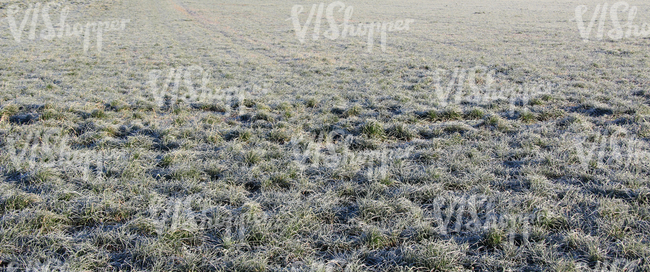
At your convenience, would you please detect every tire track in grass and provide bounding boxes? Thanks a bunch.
[168,0,355,69]
[167,0,281,66]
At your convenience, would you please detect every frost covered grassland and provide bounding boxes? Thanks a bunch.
[1,0,650,271]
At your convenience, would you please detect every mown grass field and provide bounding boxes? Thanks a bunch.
[1,0,650,271]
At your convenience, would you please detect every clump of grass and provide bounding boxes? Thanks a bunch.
[557,114,583,127]
[268,129,291,144]
[134,100,156,111]
[573,82,587,88]
[164,227,202,246]
[362,120,385,139]
[482,228,505,248]
[526,174,550,196]
[230,253,268,272]
[244,150,262,166]
[427,110,438,121]
[331,106,346,116]
[256,103,272,112]
[529,93,553,106]
[173,116,186,126]
[1,193,41,213]
[29,168,58,185]
[540,94,553,101]
[305,98,318,108]
[404,240,466,271]
[265,173,291,189]
[202,115,222,125]
[171,167,202,181]
[638,124,650,138]
[587,242,606,263]
[129,218,158,236]
[125,135,154,149]
[440,108,463,120]
[535,209,568,230]
[172,107,185,115]
[379,176,397,187]
[636,190,650,204]
[337,182,356,197]
[159,154,175,167]
[204,163,225,180]
[29,210,68,233]
[108,99,129,111]
[254,111,274,123]
[443,123,472,134]
[416,109,438,121]
[239,130,253,142]
[386,123,415,141]
[243,99,256,108]
[349,136,380,150]
[362,228,392,249]
[91,109,107,119]
[465,108,485,119]
[345,104,363,117]
[241,201,263,217]
[224,129,250,141]
[597,199,628,220]
[206,133,223,144]
[483,114,512,131]
[0,104,19,120]
[41,109,64,121]
[538,108,564,121]
[199,103,228,112]
[519,110,536,123]
[358,198,394,222]
[276,102,292,111]
[564,231,581,250]
[486,115,500,126]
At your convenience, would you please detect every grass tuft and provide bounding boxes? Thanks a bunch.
[1,193,41,213]
[362,120,385,139]
[386,123,415,141]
